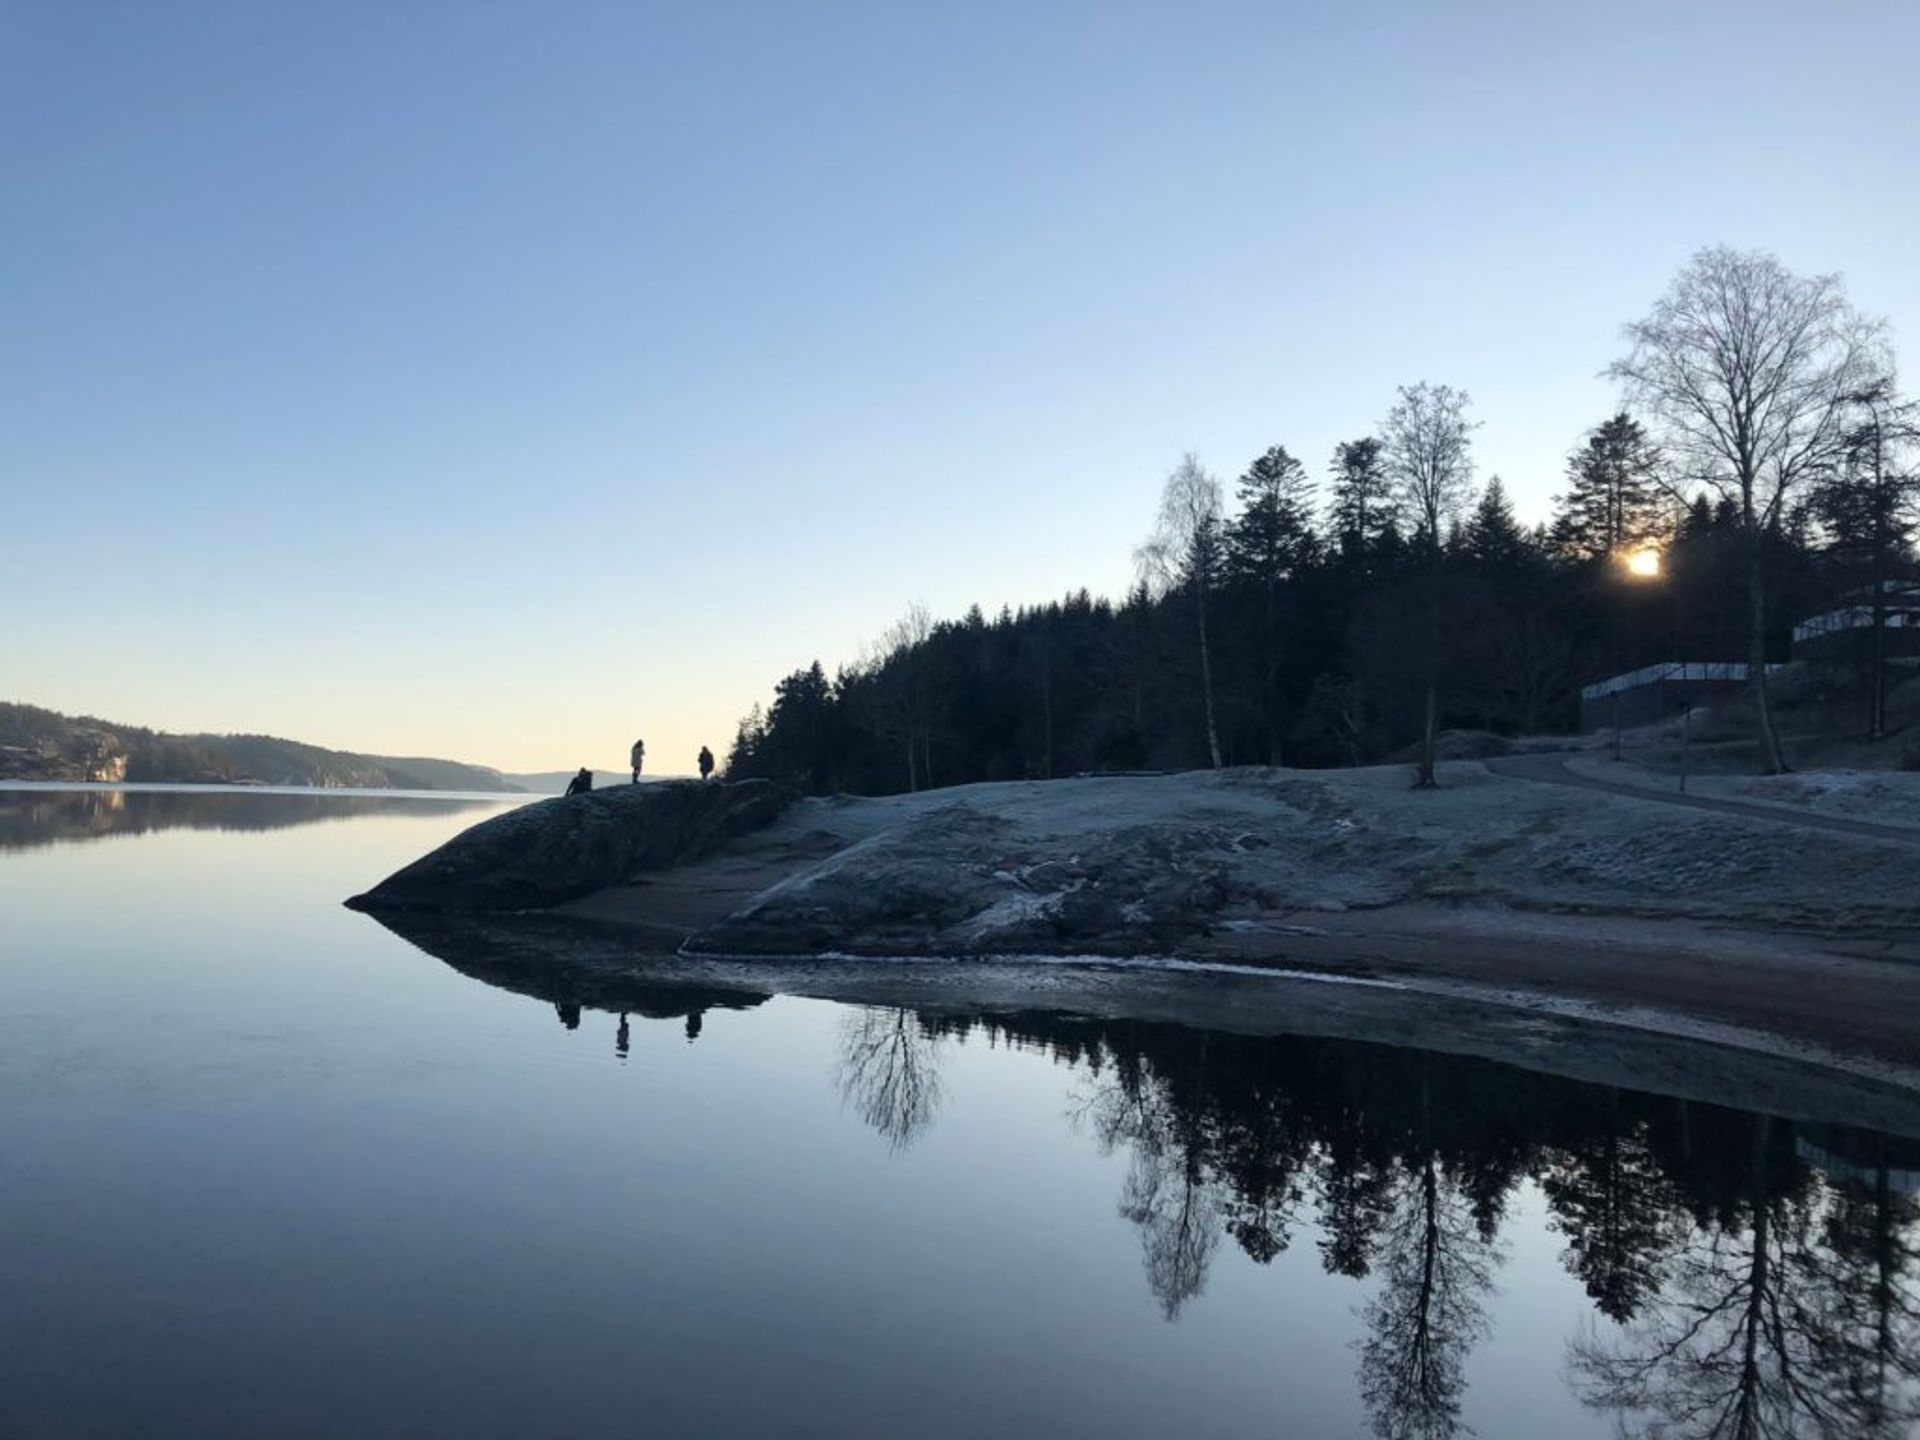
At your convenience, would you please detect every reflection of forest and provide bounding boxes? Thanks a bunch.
[835,1008,1920,1440]
[0,788,502,852]
[387,900,1918,1440]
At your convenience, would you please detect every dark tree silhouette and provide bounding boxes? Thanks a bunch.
[1551,411,1668,564]
[1329,436,1401,560]
[1226,444,1319,764]
[719,340,1910,796]
[1808,381,1920,739]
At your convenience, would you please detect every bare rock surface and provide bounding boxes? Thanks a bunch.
[685,763,1920,955]
[349,762,1920,1078]
[345,779,790,913]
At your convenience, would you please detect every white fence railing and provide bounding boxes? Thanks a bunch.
[1793,605,1920,644]
[1579,662,1781,702]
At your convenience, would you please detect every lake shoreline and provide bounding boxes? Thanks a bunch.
[562,882,1920,1079]
[352,764,1920,1086]
[368,907,1920,1138]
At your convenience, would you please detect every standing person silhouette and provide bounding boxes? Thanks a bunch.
[630,737,645,784]
[698,745,714,781]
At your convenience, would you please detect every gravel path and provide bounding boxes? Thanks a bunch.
[1485,752,1920,847]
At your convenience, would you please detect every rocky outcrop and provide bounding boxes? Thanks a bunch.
[345,779,793,913]
[689,802,1261,956]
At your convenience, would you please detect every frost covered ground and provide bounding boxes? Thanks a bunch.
[683,762,1920,956]
[1564,755,1920,830]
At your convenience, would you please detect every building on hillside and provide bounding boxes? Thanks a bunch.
[1578,662,1769,733]
[1790,580,1920,664]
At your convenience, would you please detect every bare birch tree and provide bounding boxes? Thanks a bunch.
[1136,453,1225,769]
[856,601,939,791]
[1381,383,1477,788]
[1610,246,1888,774]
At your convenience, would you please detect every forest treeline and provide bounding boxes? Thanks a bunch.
[0,701,519,792]
[726,248,1917,794]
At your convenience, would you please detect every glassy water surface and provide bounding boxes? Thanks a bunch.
[1,787,1915,1439]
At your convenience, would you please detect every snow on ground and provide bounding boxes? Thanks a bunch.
[697,762,1920,955]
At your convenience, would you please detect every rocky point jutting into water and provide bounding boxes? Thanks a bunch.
[350,765,1920,944]
[347,779,793,912]
[346,764,1920,1077]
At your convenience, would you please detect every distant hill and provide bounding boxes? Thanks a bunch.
[0,702,523,792]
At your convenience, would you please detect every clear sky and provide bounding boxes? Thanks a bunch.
[5,1,1916,774]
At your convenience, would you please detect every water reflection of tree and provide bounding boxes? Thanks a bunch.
[1808,1134,1920,1436]
[835,1006,947,1151]
[1570,1114,1920,1439]
[1358,1153,1497,1440]
[1538,1087,1684,1322]
[1354,1066,1502,1440]
[1317,1118,1396,1278]
[1116,1113,1221,1320]
[1086,1043,1223,1319]
[912,1009,1920,1437]
[0,787,497,851]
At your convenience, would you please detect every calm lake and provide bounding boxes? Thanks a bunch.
[1,786,1915,1439]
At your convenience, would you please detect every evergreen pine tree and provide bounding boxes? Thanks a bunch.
[1225,445,1318,587]
[1550,412,1665,562]
[1464,477,1531,571]
[1327,437,1398,556]
[1225,444,1319,764]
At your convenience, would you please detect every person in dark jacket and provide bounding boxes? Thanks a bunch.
[698,745,715,781]
[564,767,593,796]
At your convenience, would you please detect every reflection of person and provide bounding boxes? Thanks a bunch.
[697,745,715,781]
[616,1012,630,1057]
[564,767,593,796]
[630,738,645,784]
[685,1010,702,1041]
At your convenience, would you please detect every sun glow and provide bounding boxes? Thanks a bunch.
[1624,548,1662,578]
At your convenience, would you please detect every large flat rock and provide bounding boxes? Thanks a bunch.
[345,779,790,913]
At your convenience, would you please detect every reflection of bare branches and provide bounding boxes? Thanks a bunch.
[917,1009,1920,1437]
[1568,1115,1919,1440]
[1807,1145,1920,1438]
[1075,1057,1222,1320]
[835,1007,946,1151]
[1119,1134,1221,1321]
[1356,1155,1499,1440]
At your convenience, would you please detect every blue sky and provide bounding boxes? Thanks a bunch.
[5,1,1916,772]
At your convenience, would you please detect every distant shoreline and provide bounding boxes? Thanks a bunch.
[0,779,534,801]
